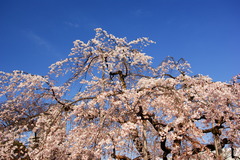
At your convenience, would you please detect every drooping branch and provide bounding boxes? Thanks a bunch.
[110,70,127,89]
[202,125,223,134]
[191,138,232,155]
[160,137,171,160]
[131,128,151,160]
[135,105,171,159]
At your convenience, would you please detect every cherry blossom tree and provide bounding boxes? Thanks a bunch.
[0,28,239,160]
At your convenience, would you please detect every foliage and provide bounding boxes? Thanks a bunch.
[0,29,239,160]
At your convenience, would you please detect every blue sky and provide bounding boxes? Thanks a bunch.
[0,0,239,82]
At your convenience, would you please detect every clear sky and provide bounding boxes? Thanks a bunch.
[0,0,239,82]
